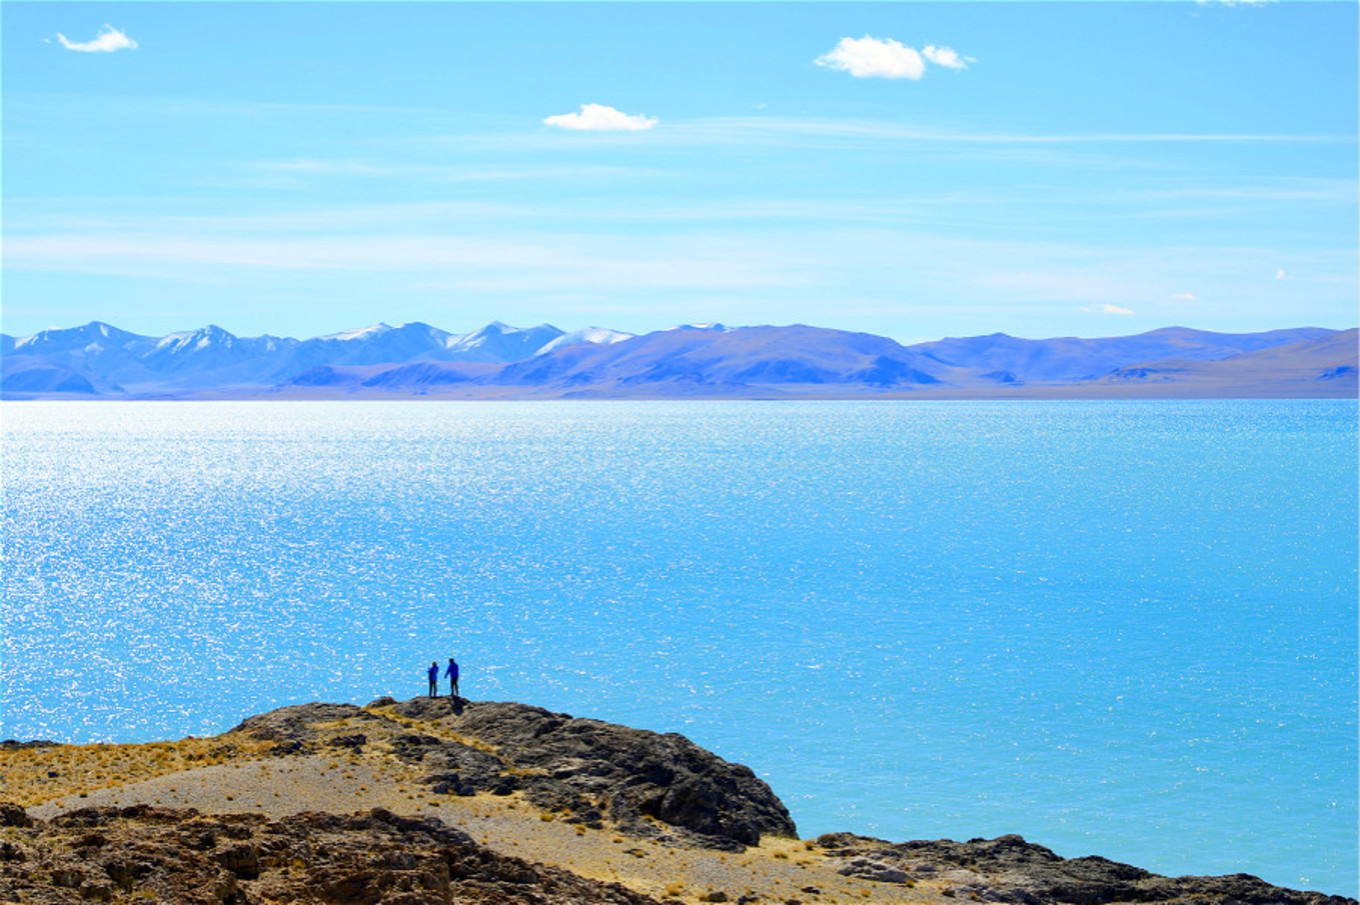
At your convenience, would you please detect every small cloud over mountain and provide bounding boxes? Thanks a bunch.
[543,104,658,132]
[1081,303,1135,315]
[1275,268,1286,280]
[1172,292,1199,301]
[55,25,137,52]
[815,35,972,79]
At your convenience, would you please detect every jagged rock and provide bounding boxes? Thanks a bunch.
[833,857,910,884]
[813,833,1356,905]
[397,699,797,849]
[0,802,660,905]
[229,697,796,850]
[1,802,34,827]
[230,703,382,746]
[0,740,60,751]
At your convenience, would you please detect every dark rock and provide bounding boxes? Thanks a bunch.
[0,740,61,750]
[0,805,661,904]
[268,739,311,756]
[326,734,367,750]
[391,733,441,748]
[386,696,467,722]
[232,698,795,850]
[0,802,33,827]
[810,833,1356,905]
[432,701,797,849]
[416,739,505,790]
[834,857,910,884]
[230,703,379,745]
[215,843,260,880]
[427,778,477,797]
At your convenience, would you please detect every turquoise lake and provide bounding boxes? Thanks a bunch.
[2,400,1356,895]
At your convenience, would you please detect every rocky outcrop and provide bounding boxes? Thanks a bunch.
[229,698,797,851]
[8,699,1355,905]
[0,802,659,905]
[0,740,60,750]
[814,833,1357,905]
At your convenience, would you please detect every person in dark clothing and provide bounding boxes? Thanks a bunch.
[427,661,440,697]
[445,657,460,698]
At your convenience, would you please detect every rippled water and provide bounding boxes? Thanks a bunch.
[3,400,1356,895]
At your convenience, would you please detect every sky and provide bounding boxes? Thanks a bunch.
[2,1,1356,344]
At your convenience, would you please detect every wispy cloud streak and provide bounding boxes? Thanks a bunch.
[678,116,1346,146]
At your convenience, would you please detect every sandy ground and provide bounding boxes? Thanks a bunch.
[6,741,949,905]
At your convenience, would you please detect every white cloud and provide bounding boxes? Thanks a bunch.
[922,45,970,70]
[543,104,657,132]
[55,25,137,53]
[1081,303,1135,315]
[1275,268,1286,279]
[816,36,973,79]
[815,36,926,80]
[1172,292,1198,301]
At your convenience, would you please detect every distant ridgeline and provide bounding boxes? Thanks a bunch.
[2,320,1355,400]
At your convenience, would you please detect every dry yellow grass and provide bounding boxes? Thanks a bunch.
[4,724,950,905]
[0,737,272,807]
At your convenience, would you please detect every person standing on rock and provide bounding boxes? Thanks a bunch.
[445,657,460,698]
[427,661,440,697]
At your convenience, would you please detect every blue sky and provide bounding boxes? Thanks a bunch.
[3,2,1356,343]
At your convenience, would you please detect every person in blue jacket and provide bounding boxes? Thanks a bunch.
[445,657,460,698]
[427,661,439,697]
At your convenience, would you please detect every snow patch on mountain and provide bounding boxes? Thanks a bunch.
[670,323,733,333]
[443,322,565,362]
[322,323,395,342]
[535,327,634,356]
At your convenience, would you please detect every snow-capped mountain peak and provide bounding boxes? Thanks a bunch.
[442,322,566,362]
[535,326,635,356]
[670,323,732,333]
[321,323,394,342]
[155,325,238,352]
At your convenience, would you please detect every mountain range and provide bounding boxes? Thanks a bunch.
[2,320,1354,400]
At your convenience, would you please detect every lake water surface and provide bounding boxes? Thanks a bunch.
[3,400,1356,895]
